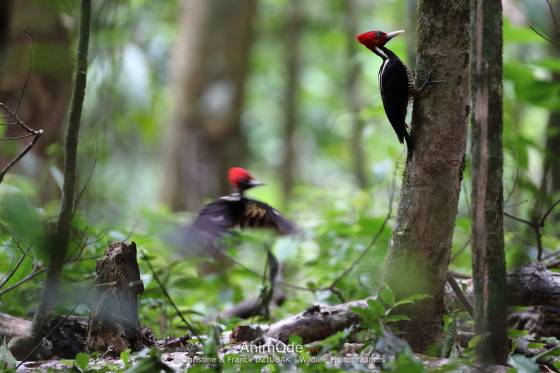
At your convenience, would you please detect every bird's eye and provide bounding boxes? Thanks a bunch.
[376,32,383,38]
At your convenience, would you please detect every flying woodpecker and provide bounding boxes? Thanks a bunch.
[356,29,417,152]
[191,167,297,237]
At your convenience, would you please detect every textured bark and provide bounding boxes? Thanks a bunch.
[470,0,508,364]
[32,0,90,339]
[280,0,301,200]
[86,242,144,354]
[0,0,72,200]
[381,0,470,352]
[344,0,368,189]
[163,0,255,211]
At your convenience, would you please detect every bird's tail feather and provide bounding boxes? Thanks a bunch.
[403,128,413,155]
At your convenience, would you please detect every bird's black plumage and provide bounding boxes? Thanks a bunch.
[375,46,413,150]
[192,194,297,238]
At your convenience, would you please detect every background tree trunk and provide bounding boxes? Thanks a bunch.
[470,0,508,365]
[0,1,11,54]
[405,0,418,64]
[162,0,256,211]
[344,0,368,189]
[281,0,301,201]
[535,0,560,221]
[0,0,72,201]
[381,0,470,352]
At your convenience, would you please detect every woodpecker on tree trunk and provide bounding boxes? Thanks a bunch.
[356,29,418,152]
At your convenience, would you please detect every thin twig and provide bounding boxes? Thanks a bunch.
[446,273,474,317]
[0,133,34,141]
[504,212,534,227]
[0,245,33,290]
[0,132,43,184]
[0,267,46,297]
[450,239,471,263]
[540,198,560,226]
[141,252,202,345]
[14,29,33,115]
[530,25,558,47]
[325,178,396,292]
[504,197,560,261]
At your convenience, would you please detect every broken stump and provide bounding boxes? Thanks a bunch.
[86,241,144,355]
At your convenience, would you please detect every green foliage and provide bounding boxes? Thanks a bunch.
[74,352,90,372]
[120,350,131,369]
[0,340,16,371]
[125,348,172,373]
[507,354,539,373]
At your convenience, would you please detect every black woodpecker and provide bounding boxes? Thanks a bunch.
[357,29,416,152]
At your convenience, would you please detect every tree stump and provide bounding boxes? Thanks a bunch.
[86,241,144,355]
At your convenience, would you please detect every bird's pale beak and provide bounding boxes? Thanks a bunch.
[248,178,264,188]
[386,29,405,41]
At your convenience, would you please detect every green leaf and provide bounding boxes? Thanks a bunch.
[384,314,411,323]
[378,285,396,306]
[394,294,431,308]
[120,349,131,368]
[507,354,539,373]
[366,299,385,317]
[0,339,17,370]
[74,352,90,372]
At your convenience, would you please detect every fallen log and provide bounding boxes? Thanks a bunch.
[507,264,560,307]
[264,301,365,344]
[0,312,31,338]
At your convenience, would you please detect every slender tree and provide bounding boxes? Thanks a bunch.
[8,0,91,360]
[162,0,256,211]
[470,0,508,365]
[381,0,470,351]
[344,0,368,189]
[281,0,301,201]
[535,0,560,220]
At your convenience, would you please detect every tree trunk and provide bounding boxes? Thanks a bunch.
[381,0,470,352]
[32,0,90,342]
[0,1,11,54]
[162,0,255,211]
[86,242,145,355]
[405,0,418,65]
[0,0,72,201]
[344,0,368,189]
[470,0,508,364]
[535,0,560,221]
[280,0,301,201]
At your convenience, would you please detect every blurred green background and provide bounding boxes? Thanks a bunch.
[0,0,559,338]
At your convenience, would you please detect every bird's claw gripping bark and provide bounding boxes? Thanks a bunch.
[415,70,443,95]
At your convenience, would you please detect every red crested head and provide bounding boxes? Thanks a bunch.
[356,29,404,52]
[228,167,263,191]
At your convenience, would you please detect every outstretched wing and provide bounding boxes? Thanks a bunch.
[379,58,410,144]
[191,198,242,238]
[241,199,297,235]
